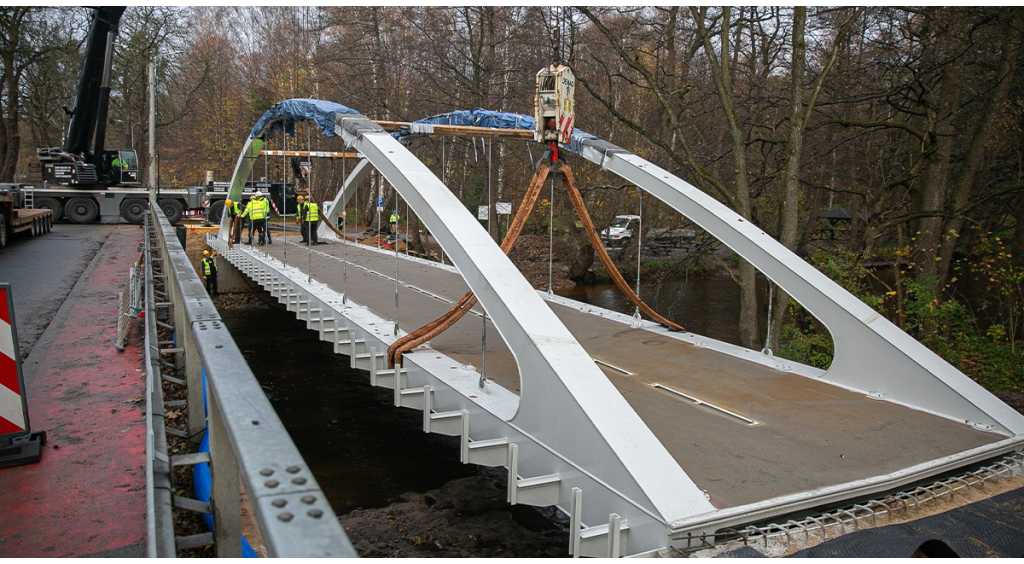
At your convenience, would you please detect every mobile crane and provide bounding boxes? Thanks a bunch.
[1,7,205,229]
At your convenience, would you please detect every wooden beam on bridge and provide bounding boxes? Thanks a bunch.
[259,150,360,158]
[374,120,536,141]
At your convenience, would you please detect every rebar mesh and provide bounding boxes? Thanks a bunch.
[680,451,1024,556]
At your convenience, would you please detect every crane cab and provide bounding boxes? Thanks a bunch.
[534,64,575,145]
[104,149,140,186]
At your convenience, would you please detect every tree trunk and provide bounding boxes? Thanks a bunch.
[768,7,808,352]
[911,59,963,280]
[1013,191,1024,271]
[1,48,19,182]
[691,7,759,349]
[936,18,1022,288]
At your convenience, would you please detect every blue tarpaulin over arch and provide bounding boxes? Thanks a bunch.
[395,108,601,154]
[250,98,361,140]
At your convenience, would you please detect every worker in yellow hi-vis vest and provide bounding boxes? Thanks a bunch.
[201,249,218,296]
[297,195,320,245]
[305,197,320,245]
[296,195,309,243]
[240,191,268,245]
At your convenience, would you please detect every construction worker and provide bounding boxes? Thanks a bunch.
[388,209,400,235]
[241,191,267,245]
[296,195,308,243]
[259,191,277,245]
[303,196,320,245]
[201,250,218,296]
[225,198,241,247]
[111,155,124,183]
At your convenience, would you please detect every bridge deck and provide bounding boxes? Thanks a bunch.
[255,235,1000,509]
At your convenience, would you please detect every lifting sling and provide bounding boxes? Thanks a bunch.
[385,157,683,369]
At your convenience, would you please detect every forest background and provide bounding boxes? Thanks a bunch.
[2,6,1022,394]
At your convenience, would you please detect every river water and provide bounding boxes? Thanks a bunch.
[557,275,742,345]
[220,305,477,514]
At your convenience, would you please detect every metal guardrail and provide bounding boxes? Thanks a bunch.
[143,205,356,557]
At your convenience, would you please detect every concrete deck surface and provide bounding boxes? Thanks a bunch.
[253,236,1001,508]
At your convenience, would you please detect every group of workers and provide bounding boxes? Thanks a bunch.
[295,195,320,244]
[203,193,406,299]
[224,190,314,247]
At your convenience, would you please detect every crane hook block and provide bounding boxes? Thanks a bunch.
[534,64,575,145]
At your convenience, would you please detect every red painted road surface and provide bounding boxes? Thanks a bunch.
[0,227,147,557]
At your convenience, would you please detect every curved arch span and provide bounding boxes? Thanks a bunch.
[392,108,1024,437]
[221,98,716,531]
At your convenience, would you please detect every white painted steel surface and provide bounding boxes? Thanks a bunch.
[216,99,1024,555]
[573,140,1024,437]
[319,157,371,241]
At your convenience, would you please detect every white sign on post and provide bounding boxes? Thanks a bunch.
[496,202,512,215]
[477,206,489,221]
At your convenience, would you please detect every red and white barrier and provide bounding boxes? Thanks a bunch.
[0,285,25,435]
[1,283,45,467]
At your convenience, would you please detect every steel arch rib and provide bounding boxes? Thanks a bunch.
[398,108,1024,438]
[220,100,717,537]
[571,140,1024,436]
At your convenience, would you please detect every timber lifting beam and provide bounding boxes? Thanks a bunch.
[385,157,682,369]
[374,120,535,141]
[259,150,359,158]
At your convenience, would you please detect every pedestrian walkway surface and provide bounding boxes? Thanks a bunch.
[252,236,1002,509]
[0,226,148,557]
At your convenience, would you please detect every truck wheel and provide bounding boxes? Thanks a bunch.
[120,198,147,224]
[66,197,99,224]
[34,197,62,221]
[159,199,184,224]
[0,214,7,248]
[208,200,225,224]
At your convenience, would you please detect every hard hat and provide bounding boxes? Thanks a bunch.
[296,195,304,201]
[393,209,397,213]
[203,250,210,256]
[225,199,232,206]
[254,190,262,197]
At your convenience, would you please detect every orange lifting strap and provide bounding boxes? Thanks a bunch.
[385,157,682,369]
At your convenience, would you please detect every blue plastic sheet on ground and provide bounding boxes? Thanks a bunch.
[250,98,361,141]
[396,108,601,154]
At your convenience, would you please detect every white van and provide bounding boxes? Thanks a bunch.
[600,214,640,247]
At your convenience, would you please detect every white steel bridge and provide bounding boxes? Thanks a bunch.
[209,99,1024,557]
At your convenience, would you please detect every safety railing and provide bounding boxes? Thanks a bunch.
[143,205,356,557]
[115,253,144,350]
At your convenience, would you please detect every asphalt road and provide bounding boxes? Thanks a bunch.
[0,223,130,359]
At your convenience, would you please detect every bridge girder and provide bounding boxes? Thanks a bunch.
[217,99,1024,556]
